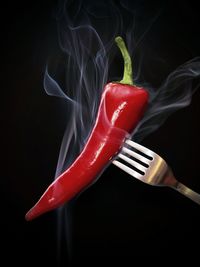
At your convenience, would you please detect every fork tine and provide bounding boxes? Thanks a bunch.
[125,139,154,159]
[117,153,147,173]
[121,147,150,165]
[112,159,143,180]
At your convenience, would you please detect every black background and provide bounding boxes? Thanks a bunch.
[1,1,200,266]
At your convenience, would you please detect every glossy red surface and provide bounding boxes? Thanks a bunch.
[25,83,149,221]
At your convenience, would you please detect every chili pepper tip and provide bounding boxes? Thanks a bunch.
[25,206,41,221]
[25,209,34,221]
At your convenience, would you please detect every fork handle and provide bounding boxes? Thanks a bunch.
[173,182,200,205]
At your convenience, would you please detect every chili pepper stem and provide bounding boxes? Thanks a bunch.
[115,36,134,86]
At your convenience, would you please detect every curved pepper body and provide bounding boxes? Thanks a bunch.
[25,83,148,221]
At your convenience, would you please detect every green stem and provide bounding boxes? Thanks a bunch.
[115,36,133,85]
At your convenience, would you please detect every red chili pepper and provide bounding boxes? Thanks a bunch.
[25,36,149,221]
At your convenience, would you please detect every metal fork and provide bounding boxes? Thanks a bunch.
[112,139,200,205]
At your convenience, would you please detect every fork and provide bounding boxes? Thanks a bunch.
[112,139,200,205]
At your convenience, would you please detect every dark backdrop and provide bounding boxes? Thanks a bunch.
[1,1,200,266]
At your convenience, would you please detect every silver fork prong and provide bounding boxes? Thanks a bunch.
[112,159,144,181]
[121,147,150,165]
[117,153,147,173]
[125,139,154,159]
